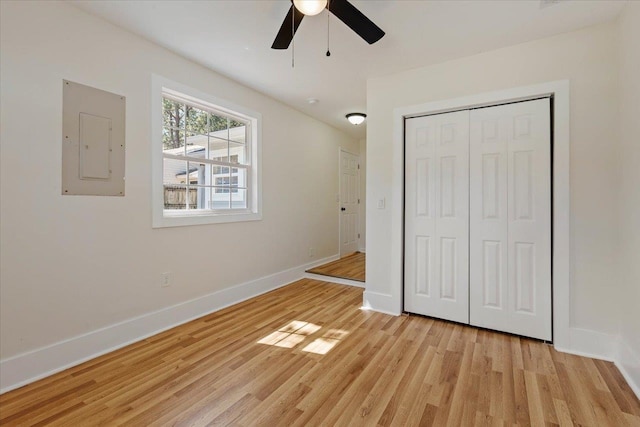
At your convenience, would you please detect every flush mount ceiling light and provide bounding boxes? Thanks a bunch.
[292,0,327,16]
[346,113,366,125]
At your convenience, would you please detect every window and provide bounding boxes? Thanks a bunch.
[214,176,239,193]
[152,75,261,227]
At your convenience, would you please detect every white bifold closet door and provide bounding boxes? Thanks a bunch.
[404,110,470,324]
[469,98,551,341]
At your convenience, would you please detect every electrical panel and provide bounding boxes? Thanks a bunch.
[62,80,126,196]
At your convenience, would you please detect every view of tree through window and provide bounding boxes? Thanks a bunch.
[162,96,249,211]
[162,98,244,150]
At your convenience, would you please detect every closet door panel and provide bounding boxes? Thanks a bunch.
[470,112,509,323]
[404,111,469,323]
[470,99,551,341]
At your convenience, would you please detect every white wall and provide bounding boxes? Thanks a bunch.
[366,15,640,395]
[0,0,357,369]
[616,1,640,394]
[359,138,367,252]
[366,21,619,333]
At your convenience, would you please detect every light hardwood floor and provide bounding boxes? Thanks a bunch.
[1,279,638,426]
[307,251,365,282]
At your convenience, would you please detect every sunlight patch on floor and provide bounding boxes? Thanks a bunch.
[257,321,348,354]
[301,329,349,355]
[257,320,321,348]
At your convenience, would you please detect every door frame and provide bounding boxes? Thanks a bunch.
[384,80,571,348]
[339,148,360,257]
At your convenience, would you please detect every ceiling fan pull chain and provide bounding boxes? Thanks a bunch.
[326,0,331,57]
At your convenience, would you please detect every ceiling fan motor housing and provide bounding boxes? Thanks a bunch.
[271,0,385,50]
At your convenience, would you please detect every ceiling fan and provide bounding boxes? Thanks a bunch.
[271,0,385,50]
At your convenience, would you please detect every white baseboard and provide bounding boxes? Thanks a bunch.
[0,255,338,395]
[554,327,618,361]
[362,290,400,316]
[303,272,365,288]
[358,247,366,253]
[616,338,640,399]
[308,254,340,267]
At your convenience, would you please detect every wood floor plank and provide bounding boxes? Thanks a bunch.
[306,251,365,282]
[342,332,423,424]
[594,359,640,417]
[384,345,437,426]
[523,370,546,426]
[0,278,638,426]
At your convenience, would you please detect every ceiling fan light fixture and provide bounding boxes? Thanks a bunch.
[346,113,366,125]
[292,0,327,16]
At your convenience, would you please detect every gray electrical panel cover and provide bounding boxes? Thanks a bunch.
[62,80,126,196]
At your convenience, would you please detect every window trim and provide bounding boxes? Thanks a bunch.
[151,74,262,228]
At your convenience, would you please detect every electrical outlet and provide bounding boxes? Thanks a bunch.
[308,247,315,257]
[160,272,172,288]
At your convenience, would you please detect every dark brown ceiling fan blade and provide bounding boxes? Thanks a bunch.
[271,5,305,49]
[328,0,384,45]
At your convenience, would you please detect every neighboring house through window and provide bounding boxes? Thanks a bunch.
[152,75,261,227]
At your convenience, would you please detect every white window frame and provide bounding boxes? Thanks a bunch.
[151,75,262,227]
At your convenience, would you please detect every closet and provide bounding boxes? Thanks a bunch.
[404,98,551,341]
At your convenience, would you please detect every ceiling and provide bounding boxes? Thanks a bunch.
[71,0,626,139]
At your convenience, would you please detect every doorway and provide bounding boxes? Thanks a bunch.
[339,149,360,257]
[305,148,365,284]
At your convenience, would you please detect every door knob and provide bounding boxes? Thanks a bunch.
[341,207,346,211]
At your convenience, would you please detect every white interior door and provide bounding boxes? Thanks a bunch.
[340,150,359,256]
[469,99,552,340]
[404,111,469,323]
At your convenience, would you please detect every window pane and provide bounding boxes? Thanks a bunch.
[212,165,229,178]
[208,132,228,147]
[186,106,209,134]
[163,99,185,129]
[193,184,209,210]
[163,159,188,185]
[214,175,232,189]
[229,142,247,165]
[230,119,245,128]
[228,123,246,145]
[233,168,247,190]
[163,128,186,152]
[185,133,207,157]
[164,184,193,210]
[187,161,206,186]
[211,185,231,209]
[213,165,232,214]
[208,139,228,161]
[209,113,228,133]
[232,188,247,209]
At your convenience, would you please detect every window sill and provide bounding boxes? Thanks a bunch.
[152,210,262,228]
